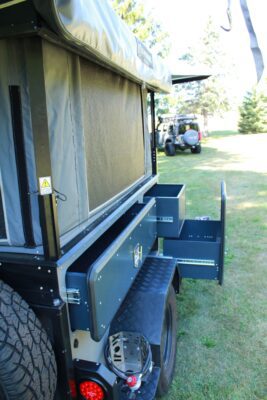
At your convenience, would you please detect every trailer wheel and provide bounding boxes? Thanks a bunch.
[0,280,57,400]
[156,285,177,397]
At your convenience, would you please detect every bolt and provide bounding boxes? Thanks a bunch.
[50,289,54,293]
[38,266,41,270]
[48,269,51,274]
[40,286,43,291]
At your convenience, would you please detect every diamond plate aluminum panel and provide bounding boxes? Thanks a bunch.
[111,256,177,350]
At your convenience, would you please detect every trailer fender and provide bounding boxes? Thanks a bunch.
[110,256,177,367]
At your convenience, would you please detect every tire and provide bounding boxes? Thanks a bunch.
[0,280,57,400]
[156,285,177,397]
[183,129,199,146]
[191,144,202,154]
[164,142,175,156]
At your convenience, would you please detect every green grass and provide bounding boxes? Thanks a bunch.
[159,131,267,400]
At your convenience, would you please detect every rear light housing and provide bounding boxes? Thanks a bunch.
[198,131,202,141]
[79,380,105,400]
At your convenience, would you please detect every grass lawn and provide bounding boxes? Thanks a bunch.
[159,132,267,400]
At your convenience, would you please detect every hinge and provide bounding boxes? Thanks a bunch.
[156,216,174,223]
[66,288,81,305]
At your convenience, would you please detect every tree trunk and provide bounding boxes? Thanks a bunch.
[202,110,209,136]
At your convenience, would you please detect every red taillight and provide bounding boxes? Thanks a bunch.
[79,381,105,400]
[198,131,202,140]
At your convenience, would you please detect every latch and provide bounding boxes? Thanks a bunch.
[133,243,143,268]
[66,288,81,305]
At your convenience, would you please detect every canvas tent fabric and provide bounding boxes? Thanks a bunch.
[0,0,210,251]
[0,39,42,246]
[31,0,172,93]
[0,37,151,248]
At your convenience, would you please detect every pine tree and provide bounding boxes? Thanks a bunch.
[238,88,267,134]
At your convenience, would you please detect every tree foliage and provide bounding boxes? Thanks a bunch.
[173,18,232,131]
[110,0,170,58]
[238,87,267,134]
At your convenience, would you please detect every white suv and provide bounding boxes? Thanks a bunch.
[157,114,202,156]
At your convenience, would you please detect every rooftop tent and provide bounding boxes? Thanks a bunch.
[0,0,172,253]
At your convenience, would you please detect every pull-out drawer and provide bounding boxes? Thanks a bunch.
[164,182,226,285]
[144,183,185,238]
[66,199,157,341]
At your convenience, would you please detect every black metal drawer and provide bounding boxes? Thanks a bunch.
[144,183,185,238]
[164,219,222,281]
[163,182,226,285]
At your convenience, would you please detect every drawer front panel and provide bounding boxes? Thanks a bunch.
[89,200,157,341]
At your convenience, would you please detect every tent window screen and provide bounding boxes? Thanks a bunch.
[0,186,6,240]
[81,60,145,211]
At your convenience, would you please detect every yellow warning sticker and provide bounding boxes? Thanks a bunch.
[39,177,52,196]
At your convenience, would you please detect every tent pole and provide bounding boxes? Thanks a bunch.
[24,37,61,261]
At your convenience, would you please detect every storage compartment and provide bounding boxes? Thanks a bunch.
[163,182,226,284]
[144,184,185,238]
[66,199,157,340]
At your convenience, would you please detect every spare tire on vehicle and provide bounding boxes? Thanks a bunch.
[183,129,199,146]
[0,280,57,400]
